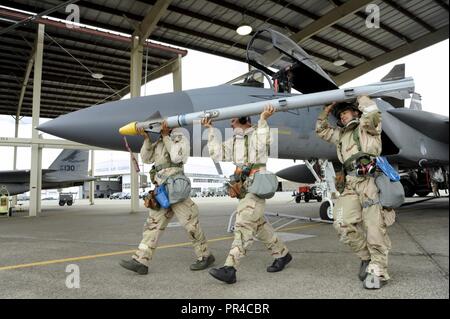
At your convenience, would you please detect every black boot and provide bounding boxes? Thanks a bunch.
[209,266,237,284]
[359,259,371,281]
[190,254,215,271]
[267,253,292,272]
[119,259,148,275]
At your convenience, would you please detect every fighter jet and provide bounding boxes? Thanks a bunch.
[37,29,449,216]
[0,149,95,196]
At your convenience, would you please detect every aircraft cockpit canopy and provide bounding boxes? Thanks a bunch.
[246,29,338,93]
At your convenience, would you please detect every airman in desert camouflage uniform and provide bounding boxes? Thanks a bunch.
[202,105,292,284]
[316,95,393,289]
[119,121,214,275]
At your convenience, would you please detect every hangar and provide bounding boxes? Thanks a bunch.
[0,0,448,300]
[0,0,448,216]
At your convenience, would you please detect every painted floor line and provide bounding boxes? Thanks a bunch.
[0,223,322,271]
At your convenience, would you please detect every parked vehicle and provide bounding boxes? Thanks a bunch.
[59,193,74,206]
[109,192,123,199]
[292,185,322,203]
[119,192,130,200]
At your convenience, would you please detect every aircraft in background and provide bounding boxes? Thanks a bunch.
[0,149,95,196]
[37,29,449,220]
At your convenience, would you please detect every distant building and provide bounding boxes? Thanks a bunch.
[94,158,228,196]
[82,178,122,199]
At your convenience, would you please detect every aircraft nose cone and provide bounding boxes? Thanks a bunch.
[36,91,194,152]
[37,117,73,138]
[37,102,148,152]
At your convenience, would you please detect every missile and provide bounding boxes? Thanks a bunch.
[119,77,414,135]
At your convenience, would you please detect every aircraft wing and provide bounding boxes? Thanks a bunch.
[387,108,449,144]
[0,169,55,183]
[43,173,96,183]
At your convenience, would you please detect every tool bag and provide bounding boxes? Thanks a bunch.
[375,173,405,209]
[247,171,278,199]
[164,174,191,204]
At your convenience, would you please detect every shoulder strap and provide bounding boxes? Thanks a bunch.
[244,134,249,164]
[352,124,362,152]
[232,135,237,162]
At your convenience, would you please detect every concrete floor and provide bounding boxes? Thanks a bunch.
[0,193,448,299]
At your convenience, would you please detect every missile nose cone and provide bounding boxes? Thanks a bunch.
[119,122,138,136]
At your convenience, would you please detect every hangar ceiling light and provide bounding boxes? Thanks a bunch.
[91,73,104,79]
[333,50,346,66]
[236,13,252,36]
[236,24,252,36]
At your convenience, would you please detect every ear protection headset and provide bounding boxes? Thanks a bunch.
[238,116,251,125]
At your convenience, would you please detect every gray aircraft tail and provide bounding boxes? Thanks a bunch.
[48,149,89,174]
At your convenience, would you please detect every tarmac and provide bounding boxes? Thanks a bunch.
[0,192,448,299]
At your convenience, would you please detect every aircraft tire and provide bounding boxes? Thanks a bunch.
[59,201,65,206]
[320,201,333,221]
[401,180,415,197]
[415,191,430,197]
[67,201,73,206]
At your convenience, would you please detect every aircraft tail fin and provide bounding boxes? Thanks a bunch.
[48,149,89,175]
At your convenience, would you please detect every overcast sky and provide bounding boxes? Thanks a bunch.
[0,39,448,174]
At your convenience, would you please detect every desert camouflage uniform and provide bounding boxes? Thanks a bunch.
[207,119,289,268]
[132,129,211,266]
[316,96,392,280]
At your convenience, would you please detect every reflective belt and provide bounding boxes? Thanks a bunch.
[154,162,183,172]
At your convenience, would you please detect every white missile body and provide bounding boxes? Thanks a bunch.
[127,77,414,134]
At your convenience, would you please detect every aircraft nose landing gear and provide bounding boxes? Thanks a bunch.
[304,160,336,221]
